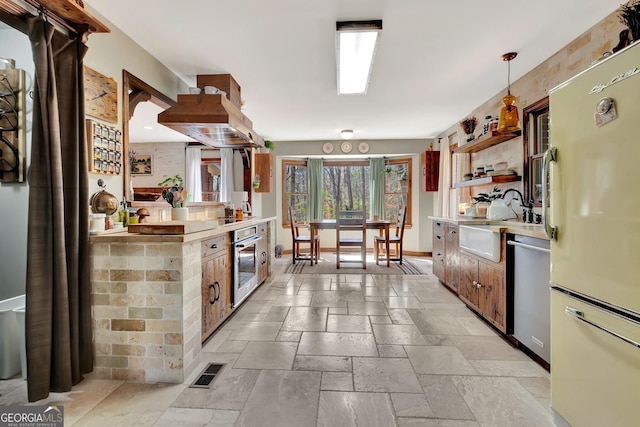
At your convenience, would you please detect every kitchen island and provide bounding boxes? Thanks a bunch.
[89,216,276,384]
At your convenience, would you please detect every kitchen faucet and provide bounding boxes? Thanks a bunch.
[501,188,535,223]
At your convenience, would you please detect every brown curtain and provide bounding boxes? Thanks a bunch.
[25,15,91,402]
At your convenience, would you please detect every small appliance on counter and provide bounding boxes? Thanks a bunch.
[231,191,251,216]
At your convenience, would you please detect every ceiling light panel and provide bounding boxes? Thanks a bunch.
[336,20,382,95]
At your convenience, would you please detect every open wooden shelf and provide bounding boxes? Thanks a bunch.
[37,0,110,33]
[453,130,521,154]
[453,175,521,188]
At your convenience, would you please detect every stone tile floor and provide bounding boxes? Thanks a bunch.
[0,266,555,426]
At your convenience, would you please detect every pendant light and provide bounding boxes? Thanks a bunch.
[497,52,521,132]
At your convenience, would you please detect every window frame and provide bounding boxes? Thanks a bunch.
[281,159,308,227]
[523,96,549,207]
[383,157,412,226]
[281,157,413,228]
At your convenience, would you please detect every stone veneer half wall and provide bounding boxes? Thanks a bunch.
[90,239,202,383]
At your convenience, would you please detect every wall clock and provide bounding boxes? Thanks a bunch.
[322,142,334,154]
[84,66,118,124]
[341,141,352,153]
[358,142,370,153]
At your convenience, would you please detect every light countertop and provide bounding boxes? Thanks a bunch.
[429,216,549,240]
[90,216,276,243]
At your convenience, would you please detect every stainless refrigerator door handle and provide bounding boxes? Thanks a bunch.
[564,306,640,349]
[507,240,551,254]
[542,147,557,240]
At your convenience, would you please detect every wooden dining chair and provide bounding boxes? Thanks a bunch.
[336,208,367,269]
[374,205,407,265]
[288,206,320,264]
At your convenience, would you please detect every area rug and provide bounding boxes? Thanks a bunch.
[278,253,431,275]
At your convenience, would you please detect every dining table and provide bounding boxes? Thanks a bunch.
[308,219,391,267]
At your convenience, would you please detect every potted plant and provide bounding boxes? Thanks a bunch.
[158,175,188,220]
[472,186,502,217]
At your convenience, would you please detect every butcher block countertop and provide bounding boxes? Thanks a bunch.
[89,216,276,243]
[429,216,548,240]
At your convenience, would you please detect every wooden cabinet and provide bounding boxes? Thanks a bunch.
[421,151,440,192]
[201,234,230,342]
[432,221,459,293]
[444,225,460,292]
[254,152,273,193]
[257,222,269,284]
[458,252,506,332]
[432,221,446,282]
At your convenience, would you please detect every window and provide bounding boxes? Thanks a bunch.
[523,97,549,206]
[383,158,411,223]
[322,160,370,219]
[283,160,308,224]
[282,157,412,226]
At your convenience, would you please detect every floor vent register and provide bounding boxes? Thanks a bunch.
[189,363,225,388]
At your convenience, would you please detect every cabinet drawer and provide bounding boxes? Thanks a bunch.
[202,234,228,258]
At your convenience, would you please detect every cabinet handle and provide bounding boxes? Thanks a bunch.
[476,282,483,289]
[436,252,441,256]
[450,230,457,234]
[214,281,220,302]
[436,222,441,226]
[210,243,217,249]
[209,283,217,304]
[436,235,442,240]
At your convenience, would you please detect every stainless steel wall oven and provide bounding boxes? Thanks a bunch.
[232,225,261,308]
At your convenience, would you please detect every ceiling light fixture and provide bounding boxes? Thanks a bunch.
[497,52,521,132]
[341,129,354,139]
[336,20,382,95]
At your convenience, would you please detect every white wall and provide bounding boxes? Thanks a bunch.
[266,139,436,255]
[0,28,33,300]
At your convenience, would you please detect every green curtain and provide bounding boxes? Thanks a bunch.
[370,158,385,219]
[308,158,323,221]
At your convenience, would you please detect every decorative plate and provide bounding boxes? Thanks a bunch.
[358,142,370,154]
[341,141,353,153]
[322,142,334,154]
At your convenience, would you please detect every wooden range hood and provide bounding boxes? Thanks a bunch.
[157,74,265,149]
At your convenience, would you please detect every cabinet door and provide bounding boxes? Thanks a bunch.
[201,258,218,341]
[254,153,273,193]
[257,223,268,284]
[421,151,440,192]
[432,221,446,281]
[478,261,506,332]
[444,225,459,292]
[458,253,479,309]
[212,252,228,324]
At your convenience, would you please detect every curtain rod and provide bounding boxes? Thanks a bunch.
[16,0,77,36]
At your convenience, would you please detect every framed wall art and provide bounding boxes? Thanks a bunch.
[131,154,153,175]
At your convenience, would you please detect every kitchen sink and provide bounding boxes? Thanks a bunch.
[459,225,501,262]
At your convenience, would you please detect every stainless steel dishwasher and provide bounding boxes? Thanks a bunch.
[507,235,551,364]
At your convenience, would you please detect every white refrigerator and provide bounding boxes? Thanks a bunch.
[547,42,640,426]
